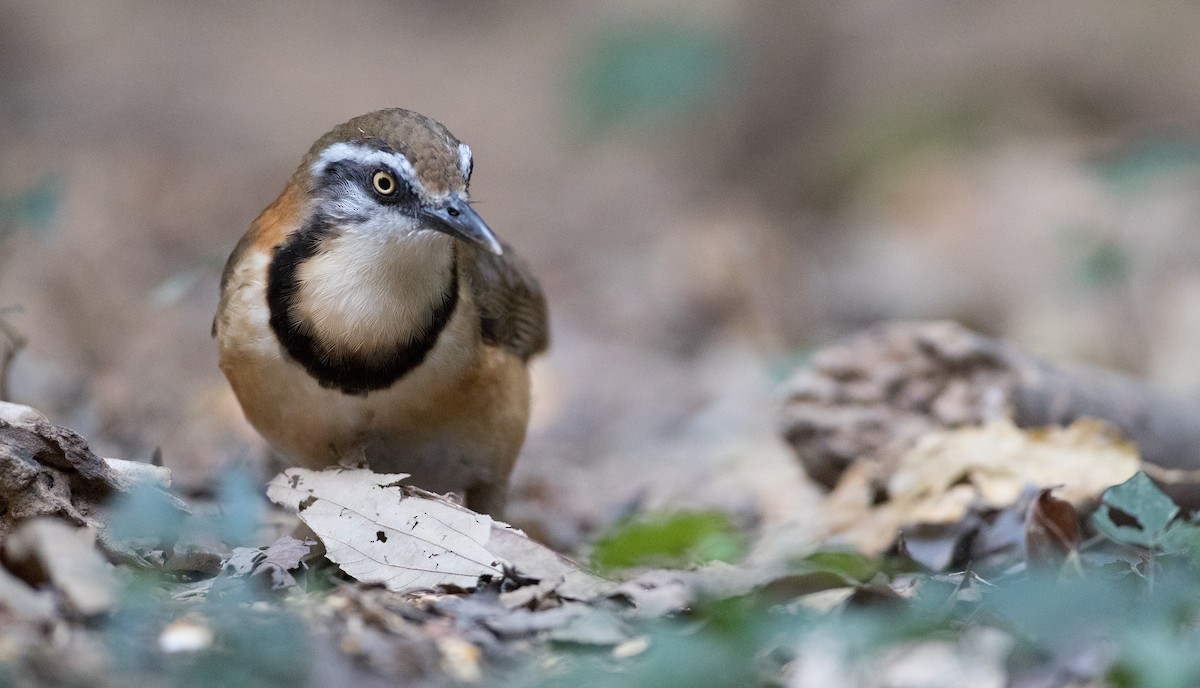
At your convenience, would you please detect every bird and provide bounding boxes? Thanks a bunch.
[213,108,548,517]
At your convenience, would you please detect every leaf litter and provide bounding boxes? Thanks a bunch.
[2,406,1200,685]
[266,467,612,599]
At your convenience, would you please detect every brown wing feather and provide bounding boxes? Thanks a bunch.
[212,230,257,337]
[462,242,549,360]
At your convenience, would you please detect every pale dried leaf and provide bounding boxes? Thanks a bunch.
[267,469,502,591]
[252,535,314,588]
[267,468,605,595]
[612,562,768,617]
[103,457,172,488]
[0,565,55,622]
[824,418,1139,554]
[793,588,855,614]
[4,517,116,616]
[438,636,482,683]
[486,525,613,601]
[217,535,314,590]
[613,570,695,617]
[259,535,314,571]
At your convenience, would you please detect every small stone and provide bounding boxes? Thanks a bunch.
[159,617,214,653]
[0,402,47,424]
[613,636,651,659]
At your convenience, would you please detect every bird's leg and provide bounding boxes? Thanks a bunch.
[465,481,508,519]
[336,445,369,469]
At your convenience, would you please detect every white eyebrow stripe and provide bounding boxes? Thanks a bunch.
[311,142,422,192]
[457,143,473,179]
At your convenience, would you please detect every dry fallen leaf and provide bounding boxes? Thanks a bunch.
[216,535,314,591]
[486,525,613,601]
[267,468,610,597]
[267,468,499,591]
[437,635,482,683]
[823,418,1139,554]
[1024,489,1081,570]
[0,564,55,622]
[103,458,172,489]
[3,517,116,616]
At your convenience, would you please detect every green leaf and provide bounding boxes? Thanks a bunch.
[797,550,879,582]
[1092,472,1179,548]
[589,510,747,572]
[1109,624,1200,688]
[1159,521,1200,566]
[1094,507,1157,548]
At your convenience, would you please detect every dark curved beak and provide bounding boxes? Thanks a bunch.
[422,198,503,255]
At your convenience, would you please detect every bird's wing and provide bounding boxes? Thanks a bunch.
[212,230,257,337]
[463,242,549,360]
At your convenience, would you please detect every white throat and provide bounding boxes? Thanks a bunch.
[292,230,455,359]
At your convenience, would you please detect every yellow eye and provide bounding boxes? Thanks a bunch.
[372,170,397,196]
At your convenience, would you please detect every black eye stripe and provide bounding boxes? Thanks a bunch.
[320,160,417,206]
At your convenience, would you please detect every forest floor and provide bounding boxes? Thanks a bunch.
[2,321,1198,688]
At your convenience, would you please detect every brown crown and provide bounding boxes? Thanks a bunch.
[299,108,467,197]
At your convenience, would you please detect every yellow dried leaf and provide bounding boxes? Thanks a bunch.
[822,418,1139,554]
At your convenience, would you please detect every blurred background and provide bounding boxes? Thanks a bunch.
[3,0,1200,547]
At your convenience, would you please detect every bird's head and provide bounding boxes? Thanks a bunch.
[294,108,501,255]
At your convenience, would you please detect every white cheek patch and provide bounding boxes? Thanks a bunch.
[322,179,374,220]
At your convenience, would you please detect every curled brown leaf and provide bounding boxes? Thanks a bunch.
[1024,488,1081,570]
